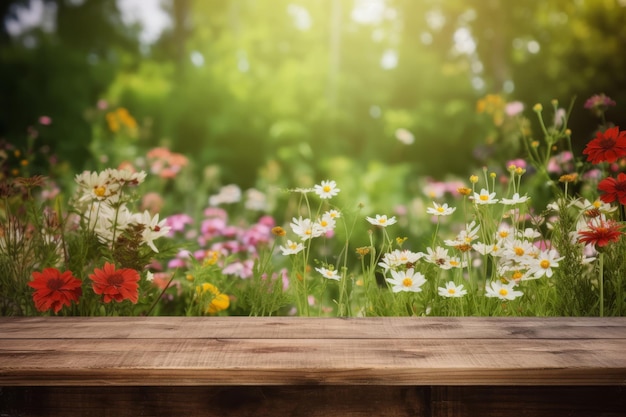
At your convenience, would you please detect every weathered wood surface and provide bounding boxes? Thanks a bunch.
[1,317,625,416]
[1,317,625,386]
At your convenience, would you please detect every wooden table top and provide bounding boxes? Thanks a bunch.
[1,317,625,386]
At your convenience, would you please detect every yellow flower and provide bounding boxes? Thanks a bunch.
[271,226,286,236]
[533,103,543,112]
[196,283,230,314]
[469,175,479,184]
[457,187,472,196]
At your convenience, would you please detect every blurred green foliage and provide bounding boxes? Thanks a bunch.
[1,0,626,190]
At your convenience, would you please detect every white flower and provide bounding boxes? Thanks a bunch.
[386,268,427,293]
[426,202,456,216]
[316,213,336,234]
[209,184,242,206]
[485,280,523,301]
[472,241,495,255]
[132,210,171,253]
[244,188,268,211]
[517,227,541,240]
[74,170,120,203]
[290,217,323,241]
[444,220,480,247]
[527,249,563,279]
[395,128,415,145]
[572,198,617,214]
[91,202,134,244]
[366,214,397,227]
[424,246,450,267]
[324,209,341,220]
[314,180,340,199]
[378,249,424,271]
[109,168,147,186]
[444,257,467,269]
[473,189,499,205]
[315,267,341,281]
[279,240,305,255]
[501,193,530,205]
[438,282,467,298]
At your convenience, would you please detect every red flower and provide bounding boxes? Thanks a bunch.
[582,127,626,164]
[578,220,623,248]
[90,262,140,303]
[598,172,626,205]
[28,268,82,313]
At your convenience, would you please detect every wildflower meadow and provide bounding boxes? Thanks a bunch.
[2,93,625,318]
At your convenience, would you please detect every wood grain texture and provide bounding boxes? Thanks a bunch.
[2,316,626,339]
[1,317,625,416]
[1,317,625,386]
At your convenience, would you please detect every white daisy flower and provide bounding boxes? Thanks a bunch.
[366,214,397,227]
[315,267,341,281]
[378,249,424,271]
[279,240,305,255]
[501,193,530,205]
[426,202,456,216]
[314,180,340,199]
[424,246,450,267]
[485,280,523,301]
[386,268,427,293]
[316,213,336,234]
[438,282,467,298]
[472,189,499,205]
[290,217,323,241]
[132,210,171,253]
[527,249,563,279]
[75,170,120,203]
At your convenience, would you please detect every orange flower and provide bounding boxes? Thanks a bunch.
[90,262,140,303]
[28,268,82,313]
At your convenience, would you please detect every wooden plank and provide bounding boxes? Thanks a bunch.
[1,317,625,340]
[2,386,428,417]
[1,338,625,386]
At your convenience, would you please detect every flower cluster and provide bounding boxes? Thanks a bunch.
[1,167,171,316]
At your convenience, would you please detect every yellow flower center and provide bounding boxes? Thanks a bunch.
[320,220,328,227]
[593,200,601,208]
[499,230,509,238]
[540,260,550,269]
[499,288,509,296]
[437,206,445,213]
[323,185,331,193]
[94,186,107,197]
[449,260,459,266]
[512,271,523,280]
[289,243,298,250]
[402,278,413,287]
[378,218,386,224]
[514,247,525,256]
[479,194,489,201]
[448,288,456,294]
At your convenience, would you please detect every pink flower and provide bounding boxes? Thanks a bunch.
[505,101,524,117]
[38,116,52,125]
[166,214,194,235]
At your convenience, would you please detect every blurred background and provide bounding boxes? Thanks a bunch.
[1,0,626,206]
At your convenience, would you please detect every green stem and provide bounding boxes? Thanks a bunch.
[599,252,604,317]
